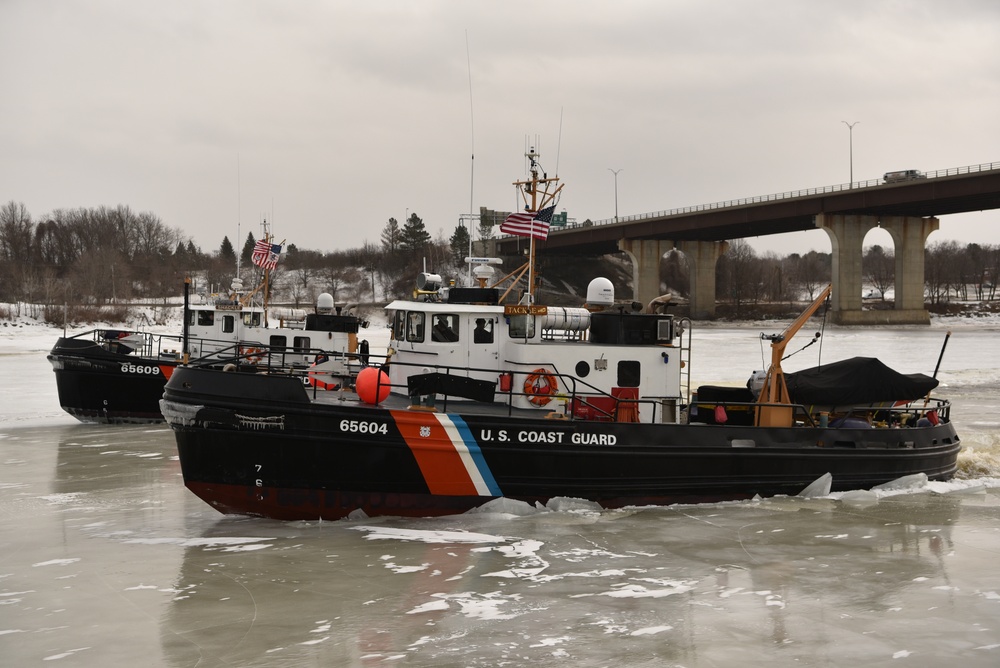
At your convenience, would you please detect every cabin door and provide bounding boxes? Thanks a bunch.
[467,315,500,380]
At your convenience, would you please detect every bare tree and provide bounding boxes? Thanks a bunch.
[357,240,381,303]
[863,245,894,300]
[0,201,34,301]
[718,239,762,313]
[925,241,959,304]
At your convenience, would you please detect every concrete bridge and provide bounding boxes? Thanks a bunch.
[492,162,1000,323]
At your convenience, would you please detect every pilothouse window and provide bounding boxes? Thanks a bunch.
[474,318,494,343]
[431,314,459,342]
[222,315,235,333]
[508,315,535,339]
[197,311,214,326]
[406,312,425,343]
[393,311,406,341]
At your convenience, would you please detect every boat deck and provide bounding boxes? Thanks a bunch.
[302,386,590,421]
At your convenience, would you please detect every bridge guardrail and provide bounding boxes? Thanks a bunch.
[494,160,1000,236]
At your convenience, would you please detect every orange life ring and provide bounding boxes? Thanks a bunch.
[240,346,264,364]
[524,369,557,406]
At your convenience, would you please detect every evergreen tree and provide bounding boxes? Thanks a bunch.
[218,235,237,266]
[380,217,401,253]
[449,224,470,266]
[240,231,256,266]
[399,213,431,253]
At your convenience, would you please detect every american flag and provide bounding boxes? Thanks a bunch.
[251,239,282,270]
[500,205,556,240]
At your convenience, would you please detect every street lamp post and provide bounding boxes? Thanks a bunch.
[841,121,859,185]
[608,168,622,222]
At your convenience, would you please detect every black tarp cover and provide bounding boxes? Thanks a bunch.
[784,357,938,406]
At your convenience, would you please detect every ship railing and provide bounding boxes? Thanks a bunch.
[77,328,187,359]
[186,341,380,375]
[181,344,954,428]
[689,396,951,428]
[370,358,674,423]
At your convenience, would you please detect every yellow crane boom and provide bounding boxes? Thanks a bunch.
[754,284,832,427]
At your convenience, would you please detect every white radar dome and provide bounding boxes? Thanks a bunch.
[586,277,615,306]
[316,293,335,314]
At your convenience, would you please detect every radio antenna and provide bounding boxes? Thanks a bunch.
[236,153,242,276]
[555,107,563,175]
[465,30,475,286]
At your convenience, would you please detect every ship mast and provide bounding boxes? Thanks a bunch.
[237,219,279,315]
[510,147,563,302]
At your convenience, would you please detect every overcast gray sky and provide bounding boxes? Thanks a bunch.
[2,0,998,258]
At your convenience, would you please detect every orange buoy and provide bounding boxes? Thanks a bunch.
[356,367,391,405]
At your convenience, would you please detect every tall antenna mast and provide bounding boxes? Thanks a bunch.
[236,154,242,276]
[555,107,563,176]
[466,30,475,286]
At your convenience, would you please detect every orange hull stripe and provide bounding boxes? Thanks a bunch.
[390,410,480,496]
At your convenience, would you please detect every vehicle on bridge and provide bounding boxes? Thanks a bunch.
[884,169,926,183]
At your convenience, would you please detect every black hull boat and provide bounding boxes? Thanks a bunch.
[162,367,960,520]
[160,149,962,520]
[49,235,366,424]
[50,333,182,423]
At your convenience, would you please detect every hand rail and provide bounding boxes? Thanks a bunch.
[494,160,1000,236]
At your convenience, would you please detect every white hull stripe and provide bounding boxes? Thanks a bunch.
[433,413,502,496]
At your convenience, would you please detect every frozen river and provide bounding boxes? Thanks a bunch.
[2,318,1000,666]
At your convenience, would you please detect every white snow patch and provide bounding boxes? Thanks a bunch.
[601,580,696,598]
[355,526,508,544]
[32,558,81,567]
[407,599,450,614]
[43,647,91,661]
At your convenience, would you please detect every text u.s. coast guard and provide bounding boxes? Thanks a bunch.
[479,429,616,445]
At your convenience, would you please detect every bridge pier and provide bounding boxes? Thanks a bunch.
[678,240,729,319]
[816,213,938,325]
[619,238,728,319]
[617,238,674,307]
[882,215,939,316]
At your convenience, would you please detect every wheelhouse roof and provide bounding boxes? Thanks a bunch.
[384,300,506,316]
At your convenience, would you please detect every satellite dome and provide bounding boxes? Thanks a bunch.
[586,277,615,306]
[316,293,335,314]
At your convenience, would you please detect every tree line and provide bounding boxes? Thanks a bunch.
[1,200,996,319]
[0,201,475,314]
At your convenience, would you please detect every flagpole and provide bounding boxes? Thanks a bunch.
[527,150,539,303]
[528,236,536,303]
[262,231,270,327]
